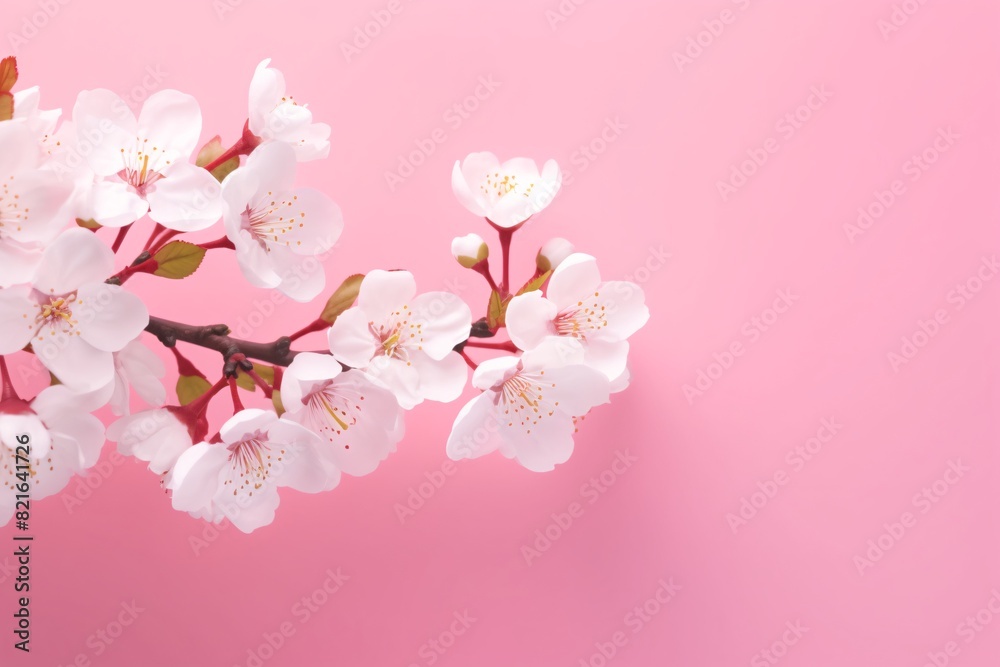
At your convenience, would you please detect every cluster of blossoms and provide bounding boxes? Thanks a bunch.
[0,57,648,532]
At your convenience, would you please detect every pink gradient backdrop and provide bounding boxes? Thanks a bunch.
[2,1,999,665]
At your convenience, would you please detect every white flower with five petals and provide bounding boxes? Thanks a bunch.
[0,228,149,393]
[72,88,223,230]
[327,270,472,409]
[280,352,404,477]
[452,152,561,229]
[168,409,330,533]
[222,141,343,301]
[248,59,331,162]
[505,253,648,390]
[446,339,610,472]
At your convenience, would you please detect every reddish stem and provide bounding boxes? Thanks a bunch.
[170,346,204,378]
[186,376,229,416]
[199,236,236,251]
[473,262,500,293]
[113,257,159,284]
[111,224,132,254]
[149,229,182,255]
[464,339,519,353]
[229,378,245,413]
[458,349,478,370]
[202,122,260,173]
[245,369,274,398]
[288,319,328,342]
[496,225,514,296]
[143,223,167,252]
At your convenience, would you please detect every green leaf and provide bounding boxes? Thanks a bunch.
[487,290,511,329]
[75,218,101,230]
[234,370,256,392]
[319,274,364,324]
[0,92,12,122]
[176,375,212,405]
[234,365,275,392]
[516,270,552,296]
[272,389,285,417]
[153,241,207,279]
[0,57,17,93]
[195,135,239,182]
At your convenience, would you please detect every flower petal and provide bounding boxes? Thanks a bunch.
[280,352,343,411]
[146,161,223,231]
[37,334,115,393]
[545,253,603,311]
[408,292,472,360]
[137,90,202,158]
[446,392,503,462]
[408,350,467,403]
[33,228,115,295]
[169,443,227,512]
[71,89,138,176]
[327,307,377,368]
[0,286,40,353]
[500,410,576,472]
[76,283,149,352]
[505,291,558,351]
[357,269,416,318]
[597,280,650,341]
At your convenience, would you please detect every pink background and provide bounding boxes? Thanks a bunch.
[2,1,999,665]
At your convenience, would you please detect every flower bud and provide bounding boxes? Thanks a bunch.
[451,233,489,268]
[536,237,574,272]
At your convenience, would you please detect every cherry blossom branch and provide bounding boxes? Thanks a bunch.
[145,315,302,372]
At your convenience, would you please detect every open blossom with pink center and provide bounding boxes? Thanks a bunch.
[505,253,648,390]
[248,59,330,162]
[280,352,404,477]
[446,339,610,472]
[327,270,472,410]
[0,121,74,287]
[452,152,561,229]
[168,409,330,533]
[72,88,223,230]
[0,385,105,525]
[222,141,343,301]
[0,228,148,393]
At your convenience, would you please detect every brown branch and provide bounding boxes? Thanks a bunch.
[145,315,300,374]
